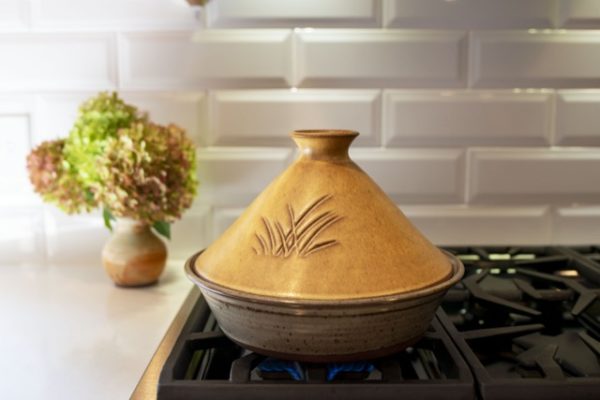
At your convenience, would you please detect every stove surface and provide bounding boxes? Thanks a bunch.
[136,246,600,400]
[439,246,600,400]
[156,296,473,400]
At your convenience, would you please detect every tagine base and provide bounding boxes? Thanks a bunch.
[227,334,423,363]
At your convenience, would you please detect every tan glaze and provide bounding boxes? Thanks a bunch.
[194,129,453,300]
[102,218,167,287]
[186,250,464,362]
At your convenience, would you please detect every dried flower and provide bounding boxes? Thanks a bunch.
[26,139,96,213]
[94,122,197,224]
[25,92,198,235]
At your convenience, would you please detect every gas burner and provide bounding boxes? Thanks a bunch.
[439,246,600,400]
[254,357,375,381]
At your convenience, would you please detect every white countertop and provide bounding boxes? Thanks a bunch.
[0,257,192,400]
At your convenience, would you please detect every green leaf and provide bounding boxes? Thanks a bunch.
[84,189,94,203]
[103,208,115,231]
[152,221,171,240]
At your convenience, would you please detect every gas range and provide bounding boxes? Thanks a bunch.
[132,246,600,399]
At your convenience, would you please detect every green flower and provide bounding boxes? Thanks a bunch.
[62,92,143,191]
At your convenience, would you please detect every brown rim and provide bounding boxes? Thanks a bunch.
[184,250,464,308]
[291,129,359,138]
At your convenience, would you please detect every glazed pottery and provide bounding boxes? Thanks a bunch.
[186,250,462,362]
[186,129,464,361]
[102,218,167,287]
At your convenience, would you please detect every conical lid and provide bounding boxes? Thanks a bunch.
[194,130,452,300]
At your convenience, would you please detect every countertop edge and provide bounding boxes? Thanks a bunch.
[130,286,201,400]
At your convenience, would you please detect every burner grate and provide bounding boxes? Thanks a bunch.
[439,246,600,400]
[568,246,600,264]
[157,295,474,400]
[156,246,600,399]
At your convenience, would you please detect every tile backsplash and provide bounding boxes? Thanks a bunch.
[2,0,600,266]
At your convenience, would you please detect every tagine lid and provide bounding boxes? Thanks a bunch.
[193,130,453,300]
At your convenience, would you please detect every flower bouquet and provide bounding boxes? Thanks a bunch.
[26,92,197,286]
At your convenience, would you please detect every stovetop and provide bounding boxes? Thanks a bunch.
[440,246,600,400]
[152,246,600,400]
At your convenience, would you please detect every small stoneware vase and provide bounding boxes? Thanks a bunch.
[102,218,167,287]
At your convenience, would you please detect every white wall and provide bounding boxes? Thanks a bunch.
[2,0,600,267]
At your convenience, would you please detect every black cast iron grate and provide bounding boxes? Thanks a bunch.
[158,246,600,399]
[157,297,474,400]
[438,246,600,400]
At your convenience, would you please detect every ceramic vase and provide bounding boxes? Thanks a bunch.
[102,218,167,287]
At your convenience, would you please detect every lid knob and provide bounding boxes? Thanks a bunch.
[291,130,358,161]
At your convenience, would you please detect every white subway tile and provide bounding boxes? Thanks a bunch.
[403,205,551,245]
[169,206,210,261]
[384,0,555,29]
[0,115,30,183]
[122,92,208,146]
[207,0,380,28]
[0,94,34,114]
[350,148,465,203]
[558,0,600,28]
[120,30,293,90]
[210,89,380,146]
[384,90,552,146]
[296,29,466,88]
[0,97,35,205]
[0,33,116,91]
[196,147,292,207]
[0,207,45,266]
[470,30,600,88]
[556,90,600,145]
[0,0,29,30]
[469,148,600,203]
[212,207,244,239]
[43,207,108,266]
[552,205,600,244]
[31,0,199,30]
[34,92,91,145]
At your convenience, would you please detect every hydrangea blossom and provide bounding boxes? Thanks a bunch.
[95,122,197,224]
[25,92,197,237]
[26,139,96,213]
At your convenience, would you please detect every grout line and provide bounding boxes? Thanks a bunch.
[548,203,556,245]
[553,0,562,29]
[23,0,34,31]
[375,0,384,29]
[113,31,122,90]
[290,28,298,88]
[205,91,214,147]
[464,30,471,89]
[463,147,472,204]
[27,95,37,149]
[548,89,557,146]
[379,89,386,149]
